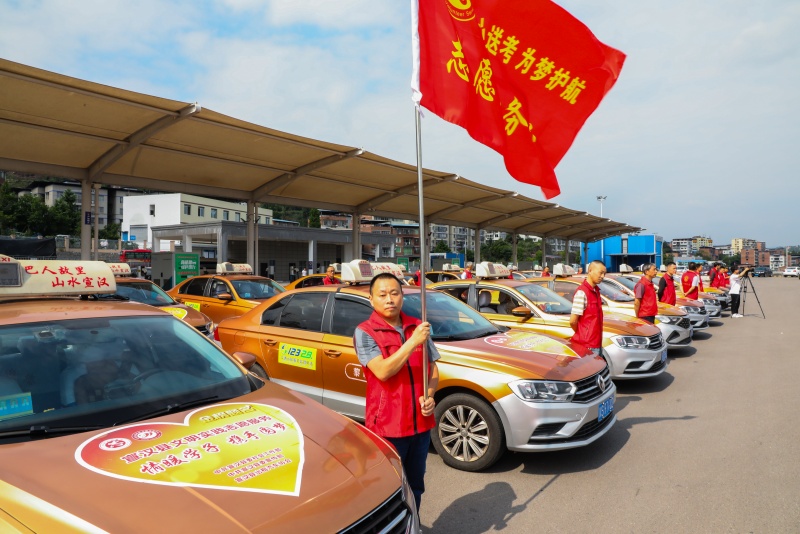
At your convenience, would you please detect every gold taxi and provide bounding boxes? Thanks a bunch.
[167,262,285,324]
[430,262,668,380]
[100,263,215,337]
[530,269,694,348]
[215,260,617,472]
[0,257,418,533]
[284,273,342,290]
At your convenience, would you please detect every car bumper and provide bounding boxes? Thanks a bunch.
[686,312,709,330]
[659,322,693,347]
[704,305,722,318]
[604,344,669,380]
[494,384,616,452]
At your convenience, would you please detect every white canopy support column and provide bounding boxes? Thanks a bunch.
[247,200,257,269]
[474,228,482,264]
[512,233,518,266]
[350,211,361,262]
[80,180,92,260]
[183,234,193,252]
[565,239,570,266]
[542,237,547,268]
[308,239,317,273]
[92,183,101,260]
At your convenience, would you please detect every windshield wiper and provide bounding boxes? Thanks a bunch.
[113,396,224,427]
[0,425,106,439]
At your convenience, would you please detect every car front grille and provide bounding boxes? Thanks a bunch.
[531,422,567,437]
[697,308,707,315]
[532,410,615,444]
[647,333,665,351]
[339,489,413,534]
[677,318,691,329]
[573,366,612,403]
[625,358,667,374]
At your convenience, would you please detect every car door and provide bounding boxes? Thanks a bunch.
[253,292,329,404]
[320,294,374,420]
[172,277,212,315]
[201,278,252,323]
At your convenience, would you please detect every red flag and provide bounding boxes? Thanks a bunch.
[411,0,625,199]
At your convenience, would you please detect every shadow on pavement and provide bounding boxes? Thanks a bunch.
[668,345,697,358]
[615,372,675,394]
[692,331,712,341]
[427,481,534,534]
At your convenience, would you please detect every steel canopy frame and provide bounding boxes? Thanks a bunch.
[0,58,641,259]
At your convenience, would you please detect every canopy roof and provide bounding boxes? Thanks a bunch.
[0,58,639,243]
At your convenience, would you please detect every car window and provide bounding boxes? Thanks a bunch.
[401,291,498,341]
[231,279,283,299]
[99,283,174,306]
[0,316,250,438]
[551,281,578,301]
[437,286,469,304]
[598,280,634,301]
[493,289,524,314]
[210,280,230,298]
[330,296,373,337]
[262,296,288,326]
[277,293,329,331]
[300,277,323,288]
[180,278,207,296]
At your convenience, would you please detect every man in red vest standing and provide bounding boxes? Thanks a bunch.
[682,262,701,300]
[354,273,439,512]
[570,260,607,356]
[634,263,659,323]
[658,262,678,305]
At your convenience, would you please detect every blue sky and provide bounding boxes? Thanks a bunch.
[1,0,798,248]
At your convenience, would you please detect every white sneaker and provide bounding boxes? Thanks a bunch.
[732,313,743,318]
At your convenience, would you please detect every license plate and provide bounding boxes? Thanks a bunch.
[597,397,614,423]
[661,349,668,363]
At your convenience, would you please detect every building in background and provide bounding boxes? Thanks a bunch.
[731,238,757,255]
[585,234,663,272]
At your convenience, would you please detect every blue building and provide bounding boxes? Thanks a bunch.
[582,234,663,272]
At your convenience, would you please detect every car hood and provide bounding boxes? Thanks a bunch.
[436,329,606,382]
[0,386,401,533]
[157,302,211,328]
[535,312,658,336]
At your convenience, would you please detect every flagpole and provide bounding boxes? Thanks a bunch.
[414,101,429,400]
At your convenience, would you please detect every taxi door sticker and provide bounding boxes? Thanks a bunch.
[484,331,578,358]
[75,403,305,496]
[278,343,317,371]
[183,301,201,312]
[161,307,188,320]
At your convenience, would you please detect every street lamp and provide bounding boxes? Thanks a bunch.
[596,195,607,217]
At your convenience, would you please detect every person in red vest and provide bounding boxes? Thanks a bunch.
[460,262,474,279]
[707,263,719,286]
[541,265,551,277]
[354,273,439,511]
[658,262,678,305]
[569,260,606,355]
[634,263,659,323]
[322,265,340,285]
[681,262,701,299]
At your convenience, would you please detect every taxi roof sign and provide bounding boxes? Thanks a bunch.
[619,264,633,273]
[441,263,461,272]
[216,262,253,275]
[340,260,406,284]
[107,263,132,277]
[0,257,117,296]
[553,263,576,276]
[475,262,510,279]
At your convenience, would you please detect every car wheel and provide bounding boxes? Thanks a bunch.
[431,393,505,472]
[250,363,269,381]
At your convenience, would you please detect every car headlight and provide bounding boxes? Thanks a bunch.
[679,306,700,314]
[700,299,717,307]
[656,314,682,325]
[612,335,651,349]
[509,379,576,402]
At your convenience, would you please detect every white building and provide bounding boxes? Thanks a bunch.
[122,193,273,250]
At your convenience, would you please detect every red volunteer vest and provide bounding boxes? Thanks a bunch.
[357,311,434,438]
[636,275,659,317]
[682,270,699,299]
[323,275,339,285]
[660,274,677,305]
[571,280,603,348]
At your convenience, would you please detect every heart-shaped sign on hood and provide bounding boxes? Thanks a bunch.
[75,402,304,496]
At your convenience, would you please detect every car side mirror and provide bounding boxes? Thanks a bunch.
[231,351,257,370]
[216,292,234,301]
[511,306,532,317]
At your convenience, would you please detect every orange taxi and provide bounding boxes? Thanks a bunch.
[430,262,668,380]
[215,260,617,472]
[0,257,418,532]
[167,262,285,324]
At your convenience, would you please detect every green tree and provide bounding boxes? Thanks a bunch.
[99,222,121,240]
[14,194,48,235]
[47,189,81,236]
[482,239,512,263]
[0,181,17,234]
[433,240,451,253]
[307,208,321,228]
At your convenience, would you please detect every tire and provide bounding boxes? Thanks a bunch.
[431,393,505,472]
[250,363,269,381]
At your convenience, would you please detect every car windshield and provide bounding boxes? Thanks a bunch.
[231,279,285,300]
[514,283,574,315]
[0,316,252,440]
[598,280,635,301]
[610,276,638,293]
[401,291,500,341]
[97,281,175,306]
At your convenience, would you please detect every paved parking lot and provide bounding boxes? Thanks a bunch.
[420,277,799,533]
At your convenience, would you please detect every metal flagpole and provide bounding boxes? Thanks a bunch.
[414,102,429,399]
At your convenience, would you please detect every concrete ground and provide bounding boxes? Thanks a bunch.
[420,277,799,533]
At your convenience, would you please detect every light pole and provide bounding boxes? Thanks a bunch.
[596,196,607,263]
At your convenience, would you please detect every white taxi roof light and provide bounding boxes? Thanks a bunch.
[0,258,117,296]
[441,263,461,271]
[340,260,374,283]
[659,264,667,272]
[216,262,253,275]
[107,263,132,277]
[553,264,576,276]
[476,262,510,279]
[619,264,633,273]
[370,262,406,278]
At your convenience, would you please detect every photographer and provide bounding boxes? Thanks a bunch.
[729,267,747,318]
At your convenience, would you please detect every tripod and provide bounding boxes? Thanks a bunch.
[740,273,765,319]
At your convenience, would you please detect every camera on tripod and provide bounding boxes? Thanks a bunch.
[740,266,754,278]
